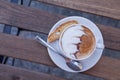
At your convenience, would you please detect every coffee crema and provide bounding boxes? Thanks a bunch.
[61,25,95,59]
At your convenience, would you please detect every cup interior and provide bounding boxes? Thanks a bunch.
[59,24,97,60]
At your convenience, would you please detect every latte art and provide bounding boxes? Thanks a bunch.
[60,24,95,59]
[61,25,85,59]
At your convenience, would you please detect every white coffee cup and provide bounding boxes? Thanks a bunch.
[59,24,104,61]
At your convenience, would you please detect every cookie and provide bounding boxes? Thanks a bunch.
[48,20,79,42]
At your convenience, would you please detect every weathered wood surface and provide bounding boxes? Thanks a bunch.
[0,64,67,80]
[0,33,54,66]
[0,33,119,80]
[98,24,120,51]
[0,0,120,51]
[85,57,120,80]
[36,0,120,20]
[0,0,63,33]
[0,0,120,80]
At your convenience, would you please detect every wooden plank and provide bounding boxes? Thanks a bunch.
[0,64,66,80]
[85,56,120,80]
[0,33,120,80]
[0,0,120,50]
[98,24,120,51]
[2,0,19,65]
[0,33,54,66]
[0,0,64,33]
[36,0,120,20]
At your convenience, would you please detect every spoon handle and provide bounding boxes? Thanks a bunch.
[35,36,66,58]
[35,36,57,52]
[35,36,82,71]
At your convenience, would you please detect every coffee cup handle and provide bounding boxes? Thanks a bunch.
[96,39,105,49]
[96,43,104,49]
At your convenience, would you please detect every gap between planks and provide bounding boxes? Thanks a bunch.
[0,0,120,51]
[0,33,119,80]
[0,64,67,80]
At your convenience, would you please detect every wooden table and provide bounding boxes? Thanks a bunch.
[0,0,120,80]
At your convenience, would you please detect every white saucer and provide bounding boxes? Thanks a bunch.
[47,16,104,72]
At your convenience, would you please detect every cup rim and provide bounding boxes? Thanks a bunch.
[59,24,97,61]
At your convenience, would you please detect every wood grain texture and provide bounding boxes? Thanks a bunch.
[0,33,119,80]
[0,33,54,66]
[85,56,120,80]
[0,64,66,80]
[0,0,64,34]
[0,0,120,51]
[36,0,120,20]
[98,24,120,51]
[0,0,119,80]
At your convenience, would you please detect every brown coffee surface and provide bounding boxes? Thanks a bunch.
[75,26,95,59]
